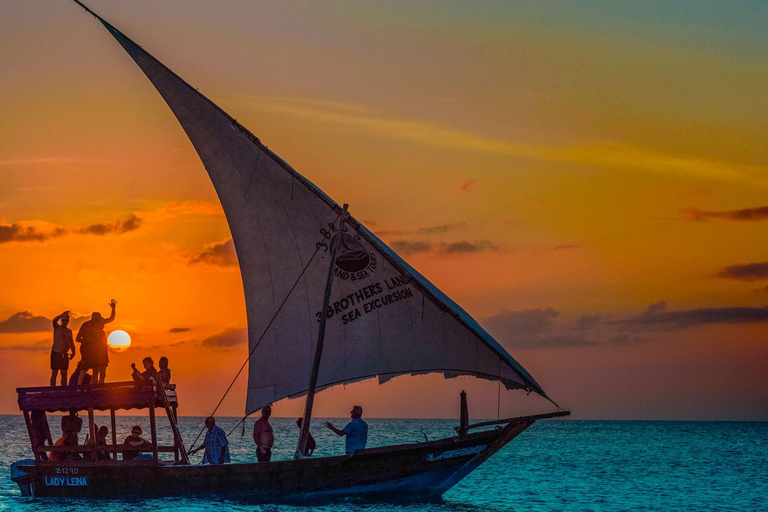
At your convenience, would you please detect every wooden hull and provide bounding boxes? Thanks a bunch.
[11,420,532,501]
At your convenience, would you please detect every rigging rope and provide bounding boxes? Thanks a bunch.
[188,214,340,451]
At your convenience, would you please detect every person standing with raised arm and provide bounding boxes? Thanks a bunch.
[325,405,368,455]
[50,311,75,386]
[76,299,116,384]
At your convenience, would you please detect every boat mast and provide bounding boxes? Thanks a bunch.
[295,204,349,459]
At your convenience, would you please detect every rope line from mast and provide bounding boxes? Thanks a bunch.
[188,212,342,451]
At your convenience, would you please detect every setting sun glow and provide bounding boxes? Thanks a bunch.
[107,330,131,353]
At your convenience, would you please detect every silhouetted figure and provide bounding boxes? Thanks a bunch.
[158,356,171,384]
[189,417,230,464]
[31,410,52,460]
[50,311,75,386]
[76,299,116,384]
[326,405,368,454]
[252,405,274,462]
[131,357,157,383]
[69,361,92,386]
[51,430,81,462]
[95,426,110,460]
[296,417,316,457]
[122,425,148,461]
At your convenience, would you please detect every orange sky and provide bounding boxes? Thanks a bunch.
[1,1,767,420]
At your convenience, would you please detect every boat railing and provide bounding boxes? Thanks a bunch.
[18,380,187,464]
[456,410,571,435]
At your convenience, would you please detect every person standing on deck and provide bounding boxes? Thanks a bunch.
[325,405,368,454]
[252,404,274,462]
[296,417,316,456]
[50,311,75,386]
[189,417,230,464]
[76,299,116,384]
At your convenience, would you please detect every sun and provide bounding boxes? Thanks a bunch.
[107,330,132,352]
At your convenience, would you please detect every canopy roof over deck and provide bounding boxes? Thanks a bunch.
[17,382,178,413]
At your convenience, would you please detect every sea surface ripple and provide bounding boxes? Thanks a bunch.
[0,416,765,511]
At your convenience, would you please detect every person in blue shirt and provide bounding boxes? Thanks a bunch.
[189,417,230,464]
[325,405,368,454]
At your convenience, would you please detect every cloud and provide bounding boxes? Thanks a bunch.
[0,311,51,333]
[0,214,141,244]
[614,301,768,330]
[554,244,580,251]
[389,239,498,256]
[168,327,191,333]
[0,224,58,243]
[679,206,768,222]
[76,214,142,236]
[441,240,498,254]
[717,262,768,282]
[483,308,560,338]
[390,240,432,256]
[483,308,601,349]
[574,314,602,330]
[3,339,49,352]
[201,326,247,348]
[187,239,238,268]
[417,222,468,235]
[459,179,476,192]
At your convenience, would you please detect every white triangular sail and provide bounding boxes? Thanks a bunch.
[89,12,547,415]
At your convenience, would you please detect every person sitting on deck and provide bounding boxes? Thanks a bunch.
[157,356,171,384]
[95,425,110,460]
[50,311,76,387]
[325,405,368,454]
[122,425,148,460]
[68,361,92,387]
[296,417,316,457]
[131,357,157,383]
[51,430,81,462]
[76,299,116,385]
[252,405,274,462]
[189,417,230,464]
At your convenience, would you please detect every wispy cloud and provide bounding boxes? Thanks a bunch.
[417,222,468,235]
[239,96,768,183]
[390,240,432,256]
[3,339,49,352]
[168,327,191,333]
[679,206,768,222]
[613,301,768,330]
[0,201,222,245]
[201,326,247,348]
[0,214,141,244]
[0,157,93,166]
[441,240,498,253]
[717,262,768,281]
[389,239,498,256]
[187,239,238,268]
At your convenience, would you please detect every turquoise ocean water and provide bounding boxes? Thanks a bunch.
[0,415,765,511]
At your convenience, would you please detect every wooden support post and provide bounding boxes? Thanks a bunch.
[149,404,158,462]
[110,409,117,460]
[458,390,469,438]
[87,408,96,461]
[22,410,39,461]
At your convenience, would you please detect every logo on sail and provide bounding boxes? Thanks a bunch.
[330,233,377,280]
